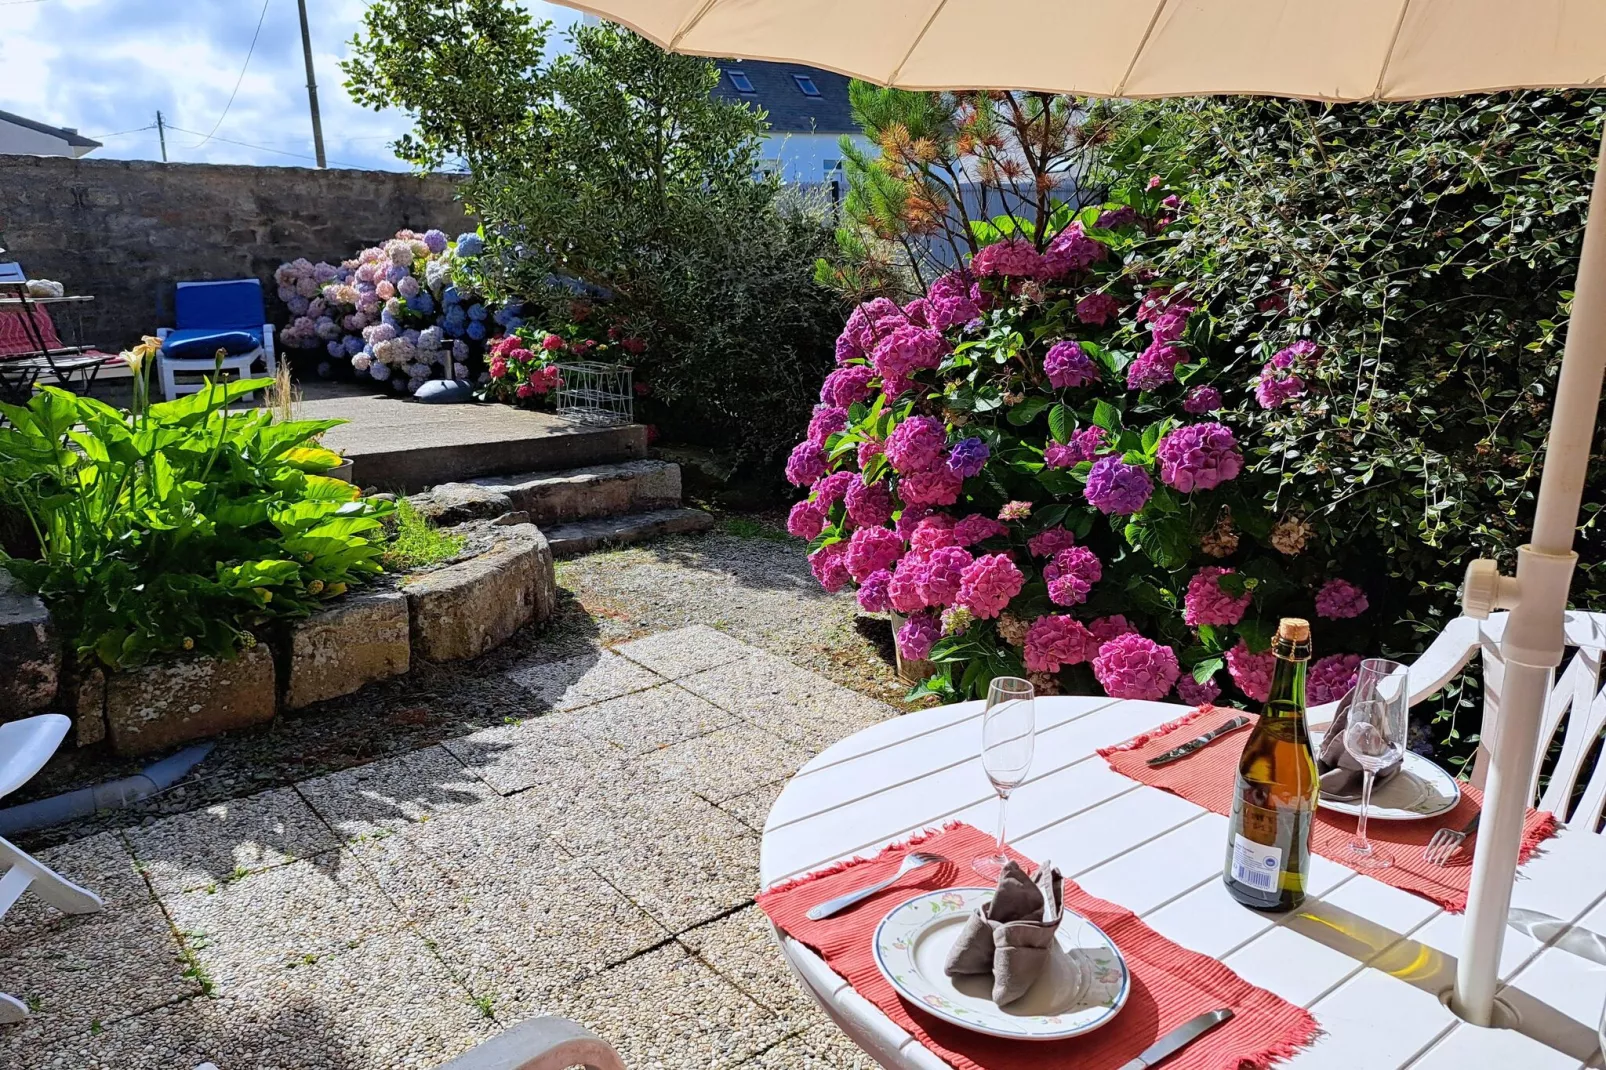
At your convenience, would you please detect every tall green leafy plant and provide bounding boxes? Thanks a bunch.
[0,375,392,669]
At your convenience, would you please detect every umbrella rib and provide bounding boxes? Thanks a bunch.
[1372,0,1415,101]
[886,0,950,87]
[1115,0,1173,97]
[670,0,722,49]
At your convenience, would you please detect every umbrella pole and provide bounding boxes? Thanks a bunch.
[1454,124,1606,1027]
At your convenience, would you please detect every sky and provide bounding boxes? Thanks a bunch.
[0,0,582,171]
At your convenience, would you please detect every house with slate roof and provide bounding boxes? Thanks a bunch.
[0,109,100,158]
[710,59,877,191]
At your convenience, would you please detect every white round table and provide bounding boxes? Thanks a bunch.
[758,696,1606,1069]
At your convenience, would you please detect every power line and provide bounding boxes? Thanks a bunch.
[163,123,364,169]
[190,0,272,149]
[85,124,158,140]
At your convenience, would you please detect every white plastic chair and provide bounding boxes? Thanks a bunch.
[434,1016,626,1070]
[1311,611,1606,829]
[154,278,277,402]
[0,714,105,1026]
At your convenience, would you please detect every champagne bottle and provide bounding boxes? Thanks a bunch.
[1223,617,1319,911]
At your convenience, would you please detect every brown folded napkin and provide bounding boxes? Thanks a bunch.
[943,859,1063,1006]
[1317,687,1403,798]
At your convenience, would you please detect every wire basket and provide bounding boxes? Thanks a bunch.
[554,361,634,426]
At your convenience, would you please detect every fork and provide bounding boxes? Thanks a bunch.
[1422,812,1481,865]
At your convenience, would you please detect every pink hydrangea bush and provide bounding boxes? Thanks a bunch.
[785,182,1365,702]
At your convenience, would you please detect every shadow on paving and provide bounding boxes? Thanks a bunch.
[10,589,605,855]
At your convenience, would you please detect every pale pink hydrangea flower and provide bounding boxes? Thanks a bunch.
[998,500,1033,521]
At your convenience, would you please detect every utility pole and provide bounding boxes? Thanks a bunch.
[295,0,327,168]
[155,111,167,162]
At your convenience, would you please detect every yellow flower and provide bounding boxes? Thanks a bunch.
[307,580,324,595]
[121,335,162,377]
[182,637,194,651]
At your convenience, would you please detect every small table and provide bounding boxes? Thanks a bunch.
[759,696,1606,1069]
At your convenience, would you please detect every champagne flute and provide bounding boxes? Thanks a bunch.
[974,677,1035,880]
[1344,658,1409,869]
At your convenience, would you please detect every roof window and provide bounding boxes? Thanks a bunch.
[792,74,821,97]
[727,70,755,93]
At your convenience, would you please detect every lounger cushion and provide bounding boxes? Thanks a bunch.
[161,328,262,360]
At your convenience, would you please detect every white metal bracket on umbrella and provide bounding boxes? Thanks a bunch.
[1453,127,1606,1026]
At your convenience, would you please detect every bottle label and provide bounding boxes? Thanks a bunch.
[1231,833,1284,892]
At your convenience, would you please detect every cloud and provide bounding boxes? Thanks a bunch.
[0,0,580,171]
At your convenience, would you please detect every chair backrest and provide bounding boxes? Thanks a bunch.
[0,305,64,358]
[175,279,265,331]
[1459,612,1606,831]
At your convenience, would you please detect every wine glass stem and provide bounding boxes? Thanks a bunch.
[1356,768,1375,848]
[995,791,1009,858]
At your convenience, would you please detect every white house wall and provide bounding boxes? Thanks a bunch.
[0,120,92,159]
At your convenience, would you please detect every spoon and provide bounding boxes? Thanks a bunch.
[806,852,944,920]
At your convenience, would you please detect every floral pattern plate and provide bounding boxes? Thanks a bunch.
[871,886,1130,1041]
[1310,729,1461,821]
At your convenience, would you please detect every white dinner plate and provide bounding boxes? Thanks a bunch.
[871,886,1129,1041]
[1309,729,1461,821]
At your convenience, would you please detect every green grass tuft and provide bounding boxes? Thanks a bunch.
[382,500,467,572]
[720,516,791,543]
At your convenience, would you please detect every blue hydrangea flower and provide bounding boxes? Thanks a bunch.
[466,320,486,341]
[467,303,487,322]
[408,293,436,315]
[456,233,484,257]
[946,437,990,478]
[442,285,461,306]
[343,335,364,355]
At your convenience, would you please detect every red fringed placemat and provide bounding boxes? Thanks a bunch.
[758,823,1317,1070]
[1100,705,1559,912]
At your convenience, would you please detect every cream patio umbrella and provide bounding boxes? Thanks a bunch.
[553,0,1606,1029]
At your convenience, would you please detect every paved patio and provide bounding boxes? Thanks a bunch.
[2,625,890,1069]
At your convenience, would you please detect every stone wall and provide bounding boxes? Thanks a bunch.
[0,155,471,349]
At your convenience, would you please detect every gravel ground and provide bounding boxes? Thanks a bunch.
[5,526,903,1069]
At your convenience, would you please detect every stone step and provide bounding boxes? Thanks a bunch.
[475,460,682,526]
[408,460,684,527]
[544,507,716,557]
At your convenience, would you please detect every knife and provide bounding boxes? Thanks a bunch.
[1146,716,1252,767]
[1117,1008,1235,1070]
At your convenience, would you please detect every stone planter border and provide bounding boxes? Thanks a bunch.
[13,523,557,756]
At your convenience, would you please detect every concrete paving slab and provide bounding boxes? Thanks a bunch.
[124,786,340,896]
